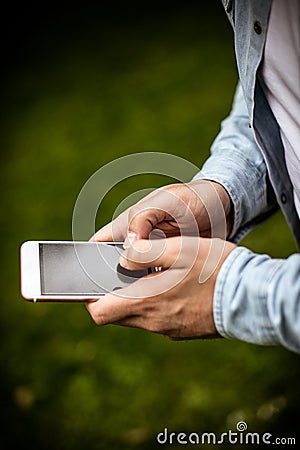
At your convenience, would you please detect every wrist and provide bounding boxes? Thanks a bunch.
[212,182,233,238]
[188,180,234,239]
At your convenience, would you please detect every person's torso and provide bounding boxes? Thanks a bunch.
[262,0,300,217]
[221,0,300,245]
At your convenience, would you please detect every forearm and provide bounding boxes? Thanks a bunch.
[194,83,278,243]
[214,247,300,354]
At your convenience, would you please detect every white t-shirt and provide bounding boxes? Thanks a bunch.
[262,0,300,217]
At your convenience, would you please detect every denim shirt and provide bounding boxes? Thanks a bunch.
[194,0,300,353]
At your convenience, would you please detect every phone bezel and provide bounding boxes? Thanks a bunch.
[20,240,124,302]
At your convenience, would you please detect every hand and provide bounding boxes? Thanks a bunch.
[86,236,236,339]
[91,180,233,243]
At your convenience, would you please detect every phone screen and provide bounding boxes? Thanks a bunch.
[39,242,148,295]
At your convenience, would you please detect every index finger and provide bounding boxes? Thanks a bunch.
[85,292,138,325]
[90,209,129,242]
[85,275,159,324]
[84,278,163,331]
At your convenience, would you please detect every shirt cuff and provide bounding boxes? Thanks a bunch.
[213,246,281,346]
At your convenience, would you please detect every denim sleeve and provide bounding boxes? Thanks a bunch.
[214,247,300,354]
[193,83,278,243]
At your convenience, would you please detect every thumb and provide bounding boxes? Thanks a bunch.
[120,237,180,271]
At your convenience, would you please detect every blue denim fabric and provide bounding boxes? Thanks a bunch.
[194,0,300,353]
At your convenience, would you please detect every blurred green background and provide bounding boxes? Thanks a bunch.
[0,3,299,449]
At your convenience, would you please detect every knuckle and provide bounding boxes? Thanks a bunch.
[94,313,108,326]
[88,307,108,326]
[161,183,178,192]
[128,204,139,219]
[128,203,145,222]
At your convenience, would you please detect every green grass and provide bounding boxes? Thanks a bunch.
[0,4,299,449]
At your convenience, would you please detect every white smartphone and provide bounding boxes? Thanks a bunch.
[20,240,151,301]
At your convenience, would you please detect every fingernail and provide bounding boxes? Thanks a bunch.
[123,231,137,249]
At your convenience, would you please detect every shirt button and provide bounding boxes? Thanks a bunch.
[281,193,287,204]
[254,21,262,34]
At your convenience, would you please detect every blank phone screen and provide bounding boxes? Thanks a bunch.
[39,242,148,295]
